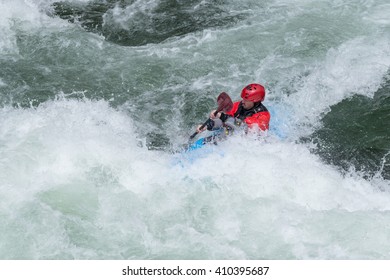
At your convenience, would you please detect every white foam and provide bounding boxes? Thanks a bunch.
[103,0,160,31]
[0,97,143,199]
[279,35,390,136]
[0,0,73,56]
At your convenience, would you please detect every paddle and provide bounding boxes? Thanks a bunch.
[189,92,233,140]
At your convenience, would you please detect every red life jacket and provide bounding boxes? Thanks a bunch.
[225,101,270,131]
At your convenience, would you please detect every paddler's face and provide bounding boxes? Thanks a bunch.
[242,99,254,109]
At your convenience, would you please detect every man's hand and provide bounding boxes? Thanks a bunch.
[196,124,207,133]
[209,110,222,119]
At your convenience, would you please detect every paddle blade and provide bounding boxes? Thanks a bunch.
[217,92,233,113]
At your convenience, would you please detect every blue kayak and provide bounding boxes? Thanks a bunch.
[186,127,225,151]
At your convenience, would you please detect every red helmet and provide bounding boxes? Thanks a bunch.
[241,83,265,102]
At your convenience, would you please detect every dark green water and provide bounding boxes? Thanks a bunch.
[308,77,390,180]
[52,0,245,46]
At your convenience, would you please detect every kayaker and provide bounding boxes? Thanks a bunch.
[197,83,270,134]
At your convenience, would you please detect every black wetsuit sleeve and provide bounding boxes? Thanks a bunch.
[219,113,229,122]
